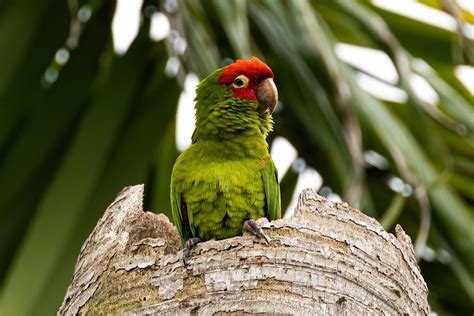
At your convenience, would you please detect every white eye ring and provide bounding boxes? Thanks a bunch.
[232,74,249,88]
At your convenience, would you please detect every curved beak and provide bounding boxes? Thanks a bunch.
[256,78,278,114]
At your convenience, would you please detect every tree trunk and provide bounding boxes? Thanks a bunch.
[59,185,429,315]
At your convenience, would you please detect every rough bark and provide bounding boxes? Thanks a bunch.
[59,184,429,315]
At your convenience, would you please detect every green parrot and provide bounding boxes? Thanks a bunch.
[170,57,281,253]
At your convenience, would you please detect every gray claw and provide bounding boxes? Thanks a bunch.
[243,219,271,245]
[183,237,201,258]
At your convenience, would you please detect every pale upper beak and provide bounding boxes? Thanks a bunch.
[256,78,278,114]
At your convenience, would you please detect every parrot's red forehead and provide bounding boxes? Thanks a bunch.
[218,57,274,85]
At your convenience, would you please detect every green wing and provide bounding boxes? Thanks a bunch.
[261,157,281,220]
[170,183,185,243]
[171,179,196,243]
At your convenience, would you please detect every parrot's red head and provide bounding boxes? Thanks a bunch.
[218,57,278,114]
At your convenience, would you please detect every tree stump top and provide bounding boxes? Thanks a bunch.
[59,185,429,315]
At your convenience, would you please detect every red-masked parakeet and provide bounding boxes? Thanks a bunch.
[170,57,281,254]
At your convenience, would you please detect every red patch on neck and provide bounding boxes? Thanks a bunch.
[218,57,274,101]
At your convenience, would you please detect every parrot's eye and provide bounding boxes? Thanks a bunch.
[232,75,249,88]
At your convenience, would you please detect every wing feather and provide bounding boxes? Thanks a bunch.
[170,184,185,243]
[261,157,281,220]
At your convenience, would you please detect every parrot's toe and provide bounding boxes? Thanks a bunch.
[183,237,202,258]
[243,219,271,245]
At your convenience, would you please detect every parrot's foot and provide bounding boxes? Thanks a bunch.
[243,219,271,245]
[183,237,202,258]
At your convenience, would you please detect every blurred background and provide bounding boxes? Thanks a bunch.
[0,0,473,314]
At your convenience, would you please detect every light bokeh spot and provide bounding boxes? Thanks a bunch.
[150,12,170,41]
[336,43,399,84]
[356,72,407,103]
[455,65,474,95]
[176,73,199,151]
[284,167,322,218]
[271,137,297,181]
[112,0,143,54]
[410,74,439,105]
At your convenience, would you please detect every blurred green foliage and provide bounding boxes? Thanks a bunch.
[0,0,473,314]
